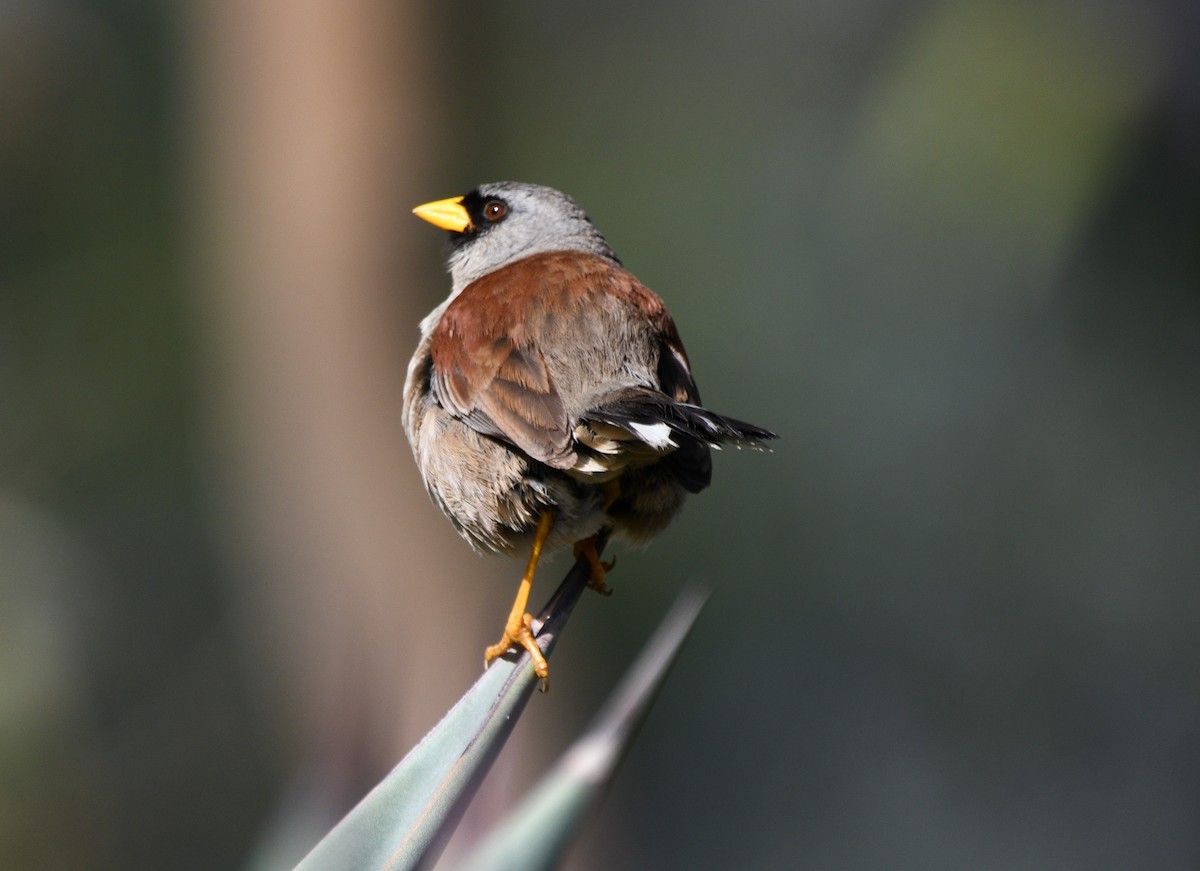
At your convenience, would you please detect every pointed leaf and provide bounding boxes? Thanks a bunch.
[453,587,709,871]
[292,534,608,871]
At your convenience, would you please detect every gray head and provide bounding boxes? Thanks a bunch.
[424,182,620,296]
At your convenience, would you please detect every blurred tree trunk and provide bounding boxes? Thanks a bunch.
[186,1,535,864]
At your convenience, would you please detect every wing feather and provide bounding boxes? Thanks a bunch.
[429,250,776,485]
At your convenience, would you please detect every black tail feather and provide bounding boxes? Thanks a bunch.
[587,391,777,451]
[579,388,776,494]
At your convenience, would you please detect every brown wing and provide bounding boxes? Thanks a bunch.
[430,277,574,467]
[429,250,659,468]
[428,250,766,482]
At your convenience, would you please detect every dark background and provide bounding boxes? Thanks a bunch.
[2,2,1198,869]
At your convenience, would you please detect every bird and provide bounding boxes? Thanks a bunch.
[403,181,776,689]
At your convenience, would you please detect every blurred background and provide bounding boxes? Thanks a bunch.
[2,1,1198,868]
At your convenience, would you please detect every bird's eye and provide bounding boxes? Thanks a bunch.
[483,200,507,222]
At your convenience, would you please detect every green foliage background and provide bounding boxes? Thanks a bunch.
[2,2,1198,869]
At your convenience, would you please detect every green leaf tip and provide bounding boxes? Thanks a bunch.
[291,533,610,871]
[453,586,710,871]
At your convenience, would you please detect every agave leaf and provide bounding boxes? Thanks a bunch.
[292,533,608,871]
[452,587,709,871]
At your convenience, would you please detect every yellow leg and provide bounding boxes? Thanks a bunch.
[573,536,616,596]
[484,511,554,691]
[572,480,620,595]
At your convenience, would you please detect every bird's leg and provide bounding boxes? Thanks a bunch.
[484,510,554,691]
[572,479,620,595]
[572,535,615,596]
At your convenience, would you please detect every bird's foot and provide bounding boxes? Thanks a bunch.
[484,612,549,692]
[573,536,616,596]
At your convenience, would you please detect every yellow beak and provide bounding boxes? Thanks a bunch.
[412,196,472,233]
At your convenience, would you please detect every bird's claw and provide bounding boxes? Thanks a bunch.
[484,611,549,690]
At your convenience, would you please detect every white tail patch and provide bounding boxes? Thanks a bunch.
[628,421,676,450]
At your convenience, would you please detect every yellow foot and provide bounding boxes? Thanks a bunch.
[573,537,616,596]
[484,612,550,692]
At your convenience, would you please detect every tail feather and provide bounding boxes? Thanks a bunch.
[579,390,774,494]
[585,391,777,452]
[566,387,776,491]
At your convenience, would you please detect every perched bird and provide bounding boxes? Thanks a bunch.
[403,182,775,688]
